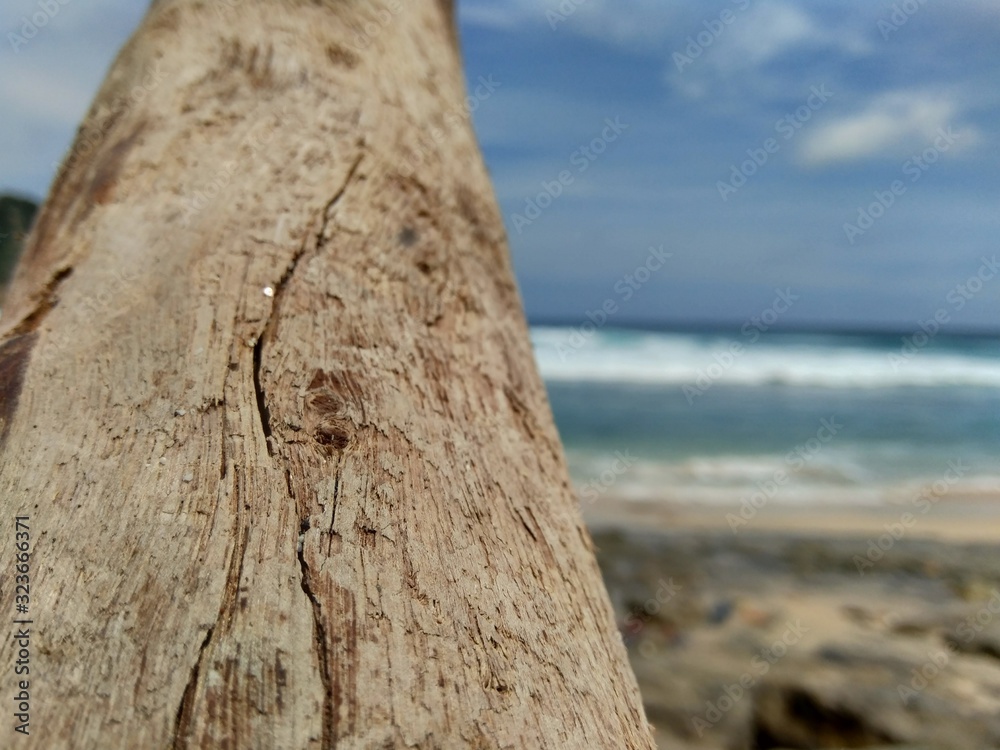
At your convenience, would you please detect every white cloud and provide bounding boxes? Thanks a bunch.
[459,0,686,47]
[797,91,981,167]
[664,1,872,101]
[721,1,822,66]
[548,0,686,50]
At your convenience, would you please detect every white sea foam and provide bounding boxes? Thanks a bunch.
[531,327,1000,389]
[571,450,865,489]
[569,448,1000,507]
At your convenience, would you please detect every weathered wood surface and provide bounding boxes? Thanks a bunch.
[0,1,654,747]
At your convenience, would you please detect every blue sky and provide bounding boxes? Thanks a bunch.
[3,1,999,331]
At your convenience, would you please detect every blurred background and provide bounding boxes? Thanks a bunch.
[2,1,999,747]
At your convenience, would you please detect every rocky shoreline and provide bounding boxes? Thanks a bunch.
[592,526,1000,749]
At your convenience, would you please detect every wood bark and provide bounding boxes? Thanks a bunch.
[0,1,654,747]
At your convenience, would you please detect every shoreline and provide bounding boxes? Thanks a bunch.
[583,494,1000,544]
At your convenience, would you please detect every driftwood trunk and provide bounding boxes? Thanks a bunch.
[0,1,653,747]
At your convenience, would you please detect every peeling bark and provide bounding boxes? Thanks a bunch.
[0,1,654,747]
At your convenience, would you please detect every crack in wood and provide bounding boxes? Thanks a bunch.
[169,466,249,747]
[219,404,228,480]
[327,465,342,556]
[297,530,336,749]
[251,152,364,460]
[248,153,363,749]
[170,625,215,750]
[252,335,274,455]
[289,464,337,748]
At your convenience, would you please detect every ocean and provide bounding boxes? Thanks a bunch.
[531,326,1000,508]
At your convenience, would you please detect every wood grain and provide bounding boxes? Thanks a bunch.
[0,1,654,747]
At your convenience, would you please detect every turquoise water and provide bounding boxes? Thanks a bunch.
[531,327,1000,506]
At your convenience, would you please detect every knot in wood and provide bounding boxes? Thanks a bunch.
[305,369,359,452]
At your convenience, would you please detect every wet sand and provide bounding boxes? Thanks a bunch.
[585,496,1000,749]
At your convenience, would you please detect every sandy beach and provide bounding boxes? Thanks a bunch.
[585,493,1000,543]
[586,497,1000,749]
